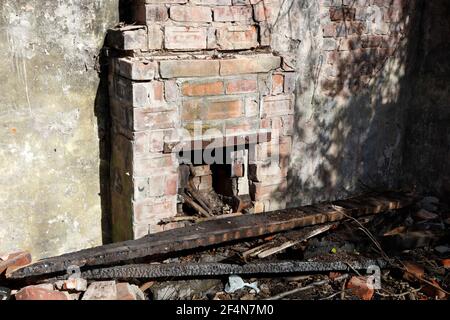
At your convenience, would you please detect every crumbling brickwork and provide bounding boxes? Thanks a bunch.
[108,0,296,241]
[319,0,411,97]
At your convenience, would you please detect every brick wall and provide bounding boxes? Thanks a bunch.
[106,0,414,241]
[318,0,410,97]
[107,0,295,241]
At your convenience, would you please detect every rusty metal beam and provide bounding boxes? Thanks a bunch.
[9,192,414,280]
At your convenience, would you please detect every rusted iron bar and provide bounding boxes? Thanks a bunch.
[9,192,414,279]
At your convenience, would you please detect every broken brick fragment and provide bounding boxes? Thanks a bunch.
[15,286,69,301]
[116,283,145,300]
[346,276,375,300]
[65,278,88,292]
[0,251,32,275]
[82,281,117,301]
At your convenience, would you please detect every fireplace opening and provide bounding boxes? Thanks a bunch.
[176,145,253,219]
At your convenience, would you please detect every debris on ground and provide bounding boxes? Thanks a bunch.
[1,192,448,300]
[225,276,260,294]
[347,276,375,300]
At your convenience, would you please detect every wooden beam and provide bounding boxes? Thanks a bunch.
[163,131,272,154]
[8,192,415,280]
[48,259,388,282]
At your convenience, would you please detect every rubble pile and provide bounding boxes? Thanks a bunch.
[1,193,448,301]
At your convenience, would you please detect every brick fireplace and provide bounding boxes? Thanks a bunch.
[107,0,296,241]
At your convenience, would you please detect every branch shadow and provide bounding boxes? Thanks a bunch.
[269,0,426,207]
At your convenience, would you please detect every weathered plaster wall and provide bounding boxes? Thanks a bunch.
[0,0,118,259]
[403,0,450,198]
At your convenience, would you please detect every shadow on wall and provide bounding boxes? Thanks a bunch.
[402,0,450,198]
[268,0,425,208]
[94,0,133,244]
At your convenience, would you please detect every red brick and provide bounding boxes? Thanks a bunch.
[225,118,259,134]
[361,35,382,48]
[338,37,361,50]
[262,94,294,117]
[231,163,245,178]
[213,6,253,22]
[192,175,213,191]
[153,81,164,101]
[62,278,88,292]
[253,1,267,21]
[226,78,258,94]
[134,198,177,224]
[217,25,259,50]
[16,286,69,301]
[135,4,168,24]
[259,21,271,46]
[329,7,356,21]
[160,59,220,78]
[113,77,166,108]
[147,24,164,50]
[278,136,292,158]
[384,7,403,22]
[116,283,145,300]
[182,81,224,96]
[113,57,158,81]
[206,99,244,120]
[253,201,265,213]
[165,174,179,196]
[134,130,168,154]
[249,163,287,182]
[165,80,180,101]
[134,154,174,176]
[192,165,212,177]
[108,26,148,51]
[220,55,281,76]
[261,116,282,132]
[0,251,32,275]
[165,26,208,50]
[82,281,117,301]
[323,22,365,37]
[133,109,178,131]
[347,276,375,300]
[244,97,259,117]
[183,98,244,121]
[182,100,202,121]
[272,74,284,94]
[250,180,288,201]
[170,6,212,22]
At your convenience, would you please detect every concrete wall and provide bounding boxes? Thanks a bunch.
[0,0,118,259]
